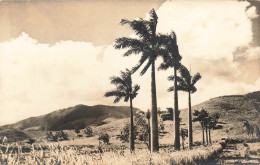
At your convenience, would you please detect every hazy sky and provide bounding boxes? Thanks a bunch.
[0,0,259,125]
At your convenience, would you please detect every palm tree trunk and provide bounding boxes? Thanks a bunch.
[182,137,184,150]
[188,91,193,149]
[174,67,180,150]
[205,125,208,145]
[147,118,151,151]
[151,61,159,152]
[202,125,205,144]
[129,98,135,152]
[209,127,211,144]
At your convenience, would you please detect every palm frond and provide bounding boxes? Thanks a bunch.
[190,86,197,94]
[140,59,153,75]
[131,53,149,73]
[114,37,146,50]
[120,19,150,39]
[191,73,201,86]
[158,62,171,70]
[124,95,130,102]
[110,76,126,86]
[104,90,127,98]
[178,65,191,84]
[167,86,188,92]
[132,84,140,94]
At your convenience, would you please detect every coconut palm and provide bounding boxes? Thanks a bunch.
[104,69,140,152]
[114,9,164,152]
[168,65,201,149]
[158,31,182,150]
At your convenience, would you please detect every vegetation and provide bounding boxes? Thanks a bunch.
[98,133,110,144]
[159,31,182,150]
[0,143,224,165]
[114,9,165,152]
[169,65,201,149]
[84,127,94,137]
[105,69,140,152]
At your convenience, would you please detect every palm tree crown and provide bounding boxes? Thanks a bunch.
[104,69,140,102]
[158,31,182,71]
[114,9,163,75]
[168,65,201,93]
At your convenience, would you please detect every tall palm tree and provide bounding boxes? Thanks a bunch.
[114,9,163,152]
[104,69,140,152]
[168,65,201,149]
[158,31,182,150]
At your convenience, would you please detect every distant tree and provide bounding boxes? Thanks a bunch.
[74,127,80,134]
[243,120,254,137]
[193,109,209,145]
[105,69,140,152]
[98,133,110,144]
[26,138,36,145]
[84,127,93,137]
[180,128,188,150]
[146,110,151,151]
[169,65,201,149]
[208,113,220,144]
[118,113,150,149]
[118,122,137,143]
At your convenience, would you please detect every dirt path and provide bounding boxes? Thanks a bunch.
[216,142,260,164]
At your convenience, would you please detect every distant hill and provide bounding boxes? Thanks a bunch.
[1,91,259,142]
[1,104,141,131]
[178,91,260,138]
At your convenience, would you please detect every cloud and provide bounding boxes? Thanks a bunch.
[246,6,259,19]
[233,45,260,61]
[0,1,259,124]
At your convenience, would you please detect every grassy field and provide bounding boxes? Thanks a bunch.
[0,142,224,165]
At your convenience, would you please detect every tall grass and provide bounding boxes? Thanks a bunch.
[0,143,222,165]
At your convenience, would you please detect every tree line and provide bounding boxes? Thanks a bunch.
[104,9,218,152]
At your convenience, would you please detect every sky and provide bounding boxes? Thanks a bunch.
[0,0,259,125]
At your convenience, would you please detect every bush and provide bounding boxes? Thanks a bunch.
[98,133,110,144]
[117,122,137,142]
[84,127,93,137]
[117,114,149,146]
[27,138,36,145]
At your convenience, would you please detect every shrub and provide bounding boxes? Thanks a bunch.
[98,133,110,144]
[84,127,93,137]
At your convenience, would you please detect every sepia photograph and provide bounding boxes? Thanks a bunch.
[0,0,259,164]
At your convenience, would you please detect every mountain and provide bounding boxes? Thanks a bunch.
[1,104,141,131]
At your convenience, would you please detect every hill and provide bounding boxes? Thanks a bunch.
[1,104,141,131]
[178,91,260,138]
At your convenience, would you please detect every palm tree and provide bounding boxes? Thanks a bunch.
[208,113,220,144]
[114,9,163,152]
[193,109,208,145]
[104,69,140,152]
[168,65,201,149]
[158,31,182,150]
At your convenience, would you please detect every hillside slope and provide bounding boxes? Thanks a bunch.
[1,104,141,131]
[178,91,260,138]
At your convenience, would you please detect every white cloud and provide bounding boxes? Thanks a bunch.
[0,1,259,124]
[246,6,259,19]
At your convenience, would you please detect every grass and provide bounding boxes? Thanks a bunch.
[0,142,223,165]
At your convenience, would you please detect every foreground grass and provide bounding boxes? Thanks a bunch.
[0,143,223,165]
